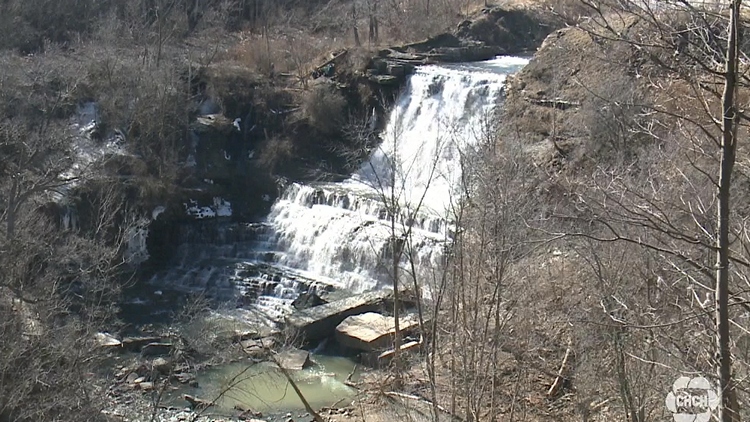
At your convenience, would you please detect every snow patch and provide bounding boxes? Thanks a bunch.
[152,206,166,220]
[184,198,232,219]
[59,102,131,200]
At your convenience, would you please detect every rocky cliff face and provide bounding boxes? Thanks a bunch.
[365,6,562,87]
[143,5,563,269]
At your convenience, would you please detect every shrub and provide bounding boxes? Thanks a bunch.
[303,82,346,135]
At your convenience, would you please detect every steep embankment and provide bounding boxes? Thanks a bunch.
[502,25,654,171]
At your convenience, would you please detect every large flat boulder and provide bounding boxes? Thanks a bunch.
[285,290,391,341]
[335,312,421,352]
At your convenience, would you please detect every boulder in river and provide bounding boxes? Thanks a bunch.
[274,348,311,371]
[285,290,391,341]
[241,336,278,357]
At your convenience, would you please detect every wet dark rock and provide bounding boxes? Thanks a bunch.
[241,337,278,357]
[368,75,400,85]
[387,64,406,77]
[286,290,391,341]
[122,336,162,352]
[152,357,172,374]
[141,342,173,357]
[430,45,506,62]
[292,291,327,310]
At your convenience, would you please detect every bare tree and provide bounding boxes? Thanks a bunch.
[540,1,749,419]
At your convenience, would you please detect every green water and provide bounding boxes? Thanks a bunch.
[172,354,359,413]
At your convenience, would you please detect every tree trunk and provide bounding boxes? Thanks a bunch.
[270,353,325,422]
[391,208,402,387]
[352,2,360,47]
[369,1,378,45]
[717,1,741,421]
[6,177,18,239]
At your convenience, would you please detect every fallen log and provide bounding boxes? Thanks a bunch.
[547,337,573,397]
[525,97,581,110]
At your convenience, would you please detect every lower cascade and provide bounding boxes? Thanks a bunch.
[151,56,529,323]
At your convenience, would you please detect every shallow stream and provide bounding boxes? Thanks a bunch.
[166,354,359,415]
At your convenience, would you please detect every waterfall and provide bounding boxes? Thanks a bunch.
[265,56,529,293]
[153,56,529,321]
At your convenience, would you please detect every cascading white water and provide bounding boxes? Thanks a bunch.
[264,56,530,294]
[152,56,529,322]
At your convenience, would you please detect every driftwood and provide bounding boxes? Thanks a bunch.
[344,364,359,389]
[313,49,349,75]
[547,337,573,397]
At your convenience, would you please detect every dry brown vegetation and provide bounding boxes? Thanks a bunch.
[306,2,750,422]
[8,0,747,421]
[391,2,750,421]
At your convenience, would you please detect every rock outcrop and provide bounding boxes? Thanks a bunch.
[285,290,391,341]
[363,6,562,87]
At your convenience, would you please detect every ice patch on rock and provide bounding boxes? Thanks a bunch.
[58,102,130,200]
[152,206,166,220]
[184,198,232,219]
[125,222,150,265]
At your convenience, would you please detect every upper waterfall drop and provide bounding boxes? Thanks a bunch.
[265,56,530,294]
[351,56,530,215]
